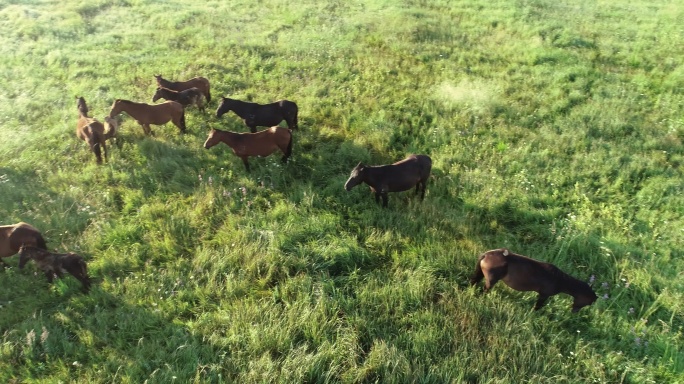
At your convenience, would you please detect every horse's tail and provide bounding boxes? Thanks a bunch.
[282,129,293,163]
[469,254,485,286]
[87,131,103,164]
[205,87,211,104]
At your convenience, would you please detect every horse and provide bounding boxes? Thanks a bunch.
[152,86,205,112]
[109,99,186,135]
[215,97,298,133]
[203,126,292,172]
[344,154,432,207]
[0,222,47,268]
[76,97,120,164]
[470,248,597,312]
[154,74,211,103]
[18,245,91,292]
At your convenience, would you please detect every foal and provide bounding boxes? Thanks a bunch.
[76,97,119,164]
[344,154,432,207]
[18,245,91,292]
[0,222,47,268]
[152,86,205,112]
[203,126,293,172]
[470,248,597,312]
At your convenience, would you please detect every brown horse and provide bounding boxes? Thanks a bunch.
[470,248,597,312]
[0,222,47,268]
[76,97,119,164]
[215,97,298,133]
[344,154,432,207]
[18,245,91,292]
[152,86,205,112]
[154,74,211,103]
[203,126,293,172]
[109,99,186,135]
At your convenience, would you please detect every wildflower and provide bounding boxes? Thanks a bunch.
[589,275,596,284]
[602,294,609,300]
[601,282,609,289]
[628,307,635,315]
[635,337,641,346]
[208,176,213,186]
[198,174,203,182]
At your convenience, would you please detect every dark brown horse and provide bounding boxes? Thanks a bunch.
[154,74,211,103]
[0,222,47,268]
[152,86,205,112]
[344,154,432,207]
[76,97,119,164]
[18,245,91,292]
[203,126,292,172]
[109,99,186,135]
[470,248,597,312]
[215,97,298,133]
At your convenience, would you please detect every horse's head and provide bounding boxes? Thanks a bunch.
[344,162,366,191]
[108,99,123,118]
[152,87,163,103]
[203,129,220,149]
[571,283,598,312]
[76,96,89,117]
[154,74,163,83]
[104,116,119,136]
[216,97,231,118]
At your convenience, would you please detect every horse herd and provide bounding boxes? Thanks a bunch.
[13,74,600,312]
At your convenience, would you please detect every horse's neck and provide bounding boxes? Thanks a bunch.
[217,130,239,146]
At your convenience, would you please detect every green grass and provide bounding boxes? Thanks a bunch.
[1,0,683,382]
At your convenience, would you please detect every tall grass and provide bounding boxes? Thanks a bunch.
[0,0,682,382]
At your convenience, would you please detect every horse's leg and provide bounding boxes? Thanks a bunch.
[0,258,9,269]
[141,123,151,135]
[374,192,381,205]
[534,294,550,310]
[483,266,506,293]
[381,192,389,207]
[44,270,55,283]
[178,110,187,133]
[420,179,427,200]
[248,124,256,133]
[241,157,251,172]
[102,141,108,162]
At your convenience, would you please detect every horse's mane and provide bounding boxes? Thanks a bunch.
[550,264,593,294]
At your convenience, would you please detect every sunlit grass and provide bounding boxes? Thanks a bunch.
[0,0,682,382]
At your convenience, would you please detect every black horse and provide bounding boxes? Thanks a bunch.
[470,248,598,312]
[344,154,432,207]
[215,97,298,133]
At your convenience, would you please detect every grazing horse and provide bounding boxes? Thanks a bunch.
[109,99,186,135]
[344,154,432,207]
[154,74,211,103]
[470,248,597,312]
[203,126,292,172]
[215,97,298,133]
[18,245,91,292]
[0,222,47,268]
[152,86,206,112]
[76,97,119,164]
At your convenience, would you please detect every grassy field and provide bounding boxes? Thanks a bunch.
[0,0,682,382]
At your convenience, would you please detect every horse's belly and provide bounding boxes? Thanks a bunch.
[501,274,539,292]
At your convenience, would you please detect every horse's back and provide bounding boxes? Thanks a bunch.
[2,222,45,257]
[481,249,557,293]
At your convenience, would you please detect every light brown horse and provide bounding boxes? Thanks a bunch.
[18,245,91,292]
[109,99,186,135]
[0,222,47,268]
[154,74,211,103]
[203,126,292,172]
[152,86,205,112]
[76,97,119,164]
[470,248,597,312]
[344,154,432,207]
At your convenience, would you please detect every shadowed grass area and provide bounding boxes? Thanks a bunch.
[0,0,683,382]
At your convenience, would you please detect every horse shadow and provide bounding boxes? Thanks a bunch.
[0,281,226,382]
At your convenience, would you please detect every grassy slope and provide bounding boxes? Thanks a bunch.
[0,0,682,382]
